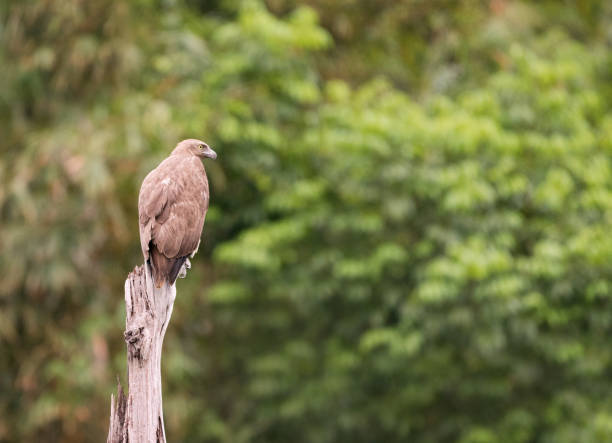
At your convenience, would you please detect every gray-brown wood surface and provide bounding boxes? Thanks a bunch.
[107,265,177,443]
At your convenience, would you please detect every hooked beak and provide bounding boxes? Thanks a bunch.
[203,147,217,160]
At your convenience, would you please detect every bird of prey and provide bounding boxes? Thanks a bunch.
[138,139,217,288]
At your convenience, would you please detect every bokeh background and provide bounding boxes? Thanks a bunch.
[2,0,612,441]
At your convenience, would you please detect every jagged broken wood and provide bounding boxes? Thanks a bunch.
[107,260,189,443]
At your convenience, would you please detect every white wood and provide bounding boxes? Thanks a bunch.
[107,263,179,443]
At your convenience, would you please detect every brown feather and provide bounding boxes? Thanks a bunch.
[138,141,210,286]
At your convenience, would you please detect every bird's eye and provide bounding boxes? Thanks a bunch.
[199,144,206,150]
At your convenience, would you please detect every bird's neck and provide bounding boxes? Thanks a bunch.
[170,145,191,156]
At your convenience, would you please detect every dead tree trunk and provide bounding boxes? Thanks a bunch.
[107,263,179,443]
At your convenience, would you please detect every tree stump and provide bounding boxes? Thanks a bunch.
[107,264,178,443]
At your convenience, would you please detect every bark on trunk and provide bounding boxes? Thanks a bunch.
[107,264,177,443]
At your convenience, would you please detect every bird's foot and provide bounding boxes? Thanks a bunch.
[178,258,191,279]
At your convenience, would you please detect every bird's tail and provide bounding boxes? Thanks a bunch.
[168,256,188,285]
[150,248,170,288]
[149,247,188,288]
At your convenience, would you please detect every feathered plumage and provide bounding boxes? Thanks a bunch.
[138,139,216,287]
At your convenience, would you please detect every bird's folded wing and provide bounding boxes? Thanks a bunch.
[155,200,205,259]
[139,169,207,260]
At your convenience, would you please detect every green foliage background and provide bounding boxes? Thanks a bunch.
[2,0,612,441]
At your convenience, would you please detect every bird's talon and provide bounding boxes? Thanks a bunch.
[178,258,191,279]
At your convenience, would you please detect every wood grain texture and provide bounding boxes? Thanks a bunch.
[107,264,177,443]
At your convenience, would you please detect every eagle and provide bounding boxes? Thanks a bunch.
[138,139,217,288]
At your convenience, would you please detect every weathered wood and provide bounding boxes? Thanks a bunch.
[107,263,178,443]
[107,381,127,443]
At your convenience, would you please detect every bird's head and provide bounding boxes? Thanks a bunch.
[173,139,217,159]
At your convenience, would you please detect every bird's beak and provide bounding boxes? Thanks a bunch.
[203,147,217,160]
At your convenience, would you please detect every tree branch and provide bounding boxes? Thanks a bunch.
[107,264,178,443]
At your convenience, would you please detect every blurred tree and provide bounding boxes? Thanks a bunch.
[0,0,186,440]
[264,0,612,94]
[2,0,612,442]
[206,29,612,442]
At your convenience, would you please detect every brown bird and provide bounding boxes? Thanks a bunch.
[138,139,217,288]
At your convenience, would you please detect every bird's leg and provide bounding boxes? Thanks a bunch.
[178,258,191,279]
[177,239,200,280]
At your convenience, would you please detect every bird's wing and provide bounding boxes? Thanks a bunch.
[138,156,209,260]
